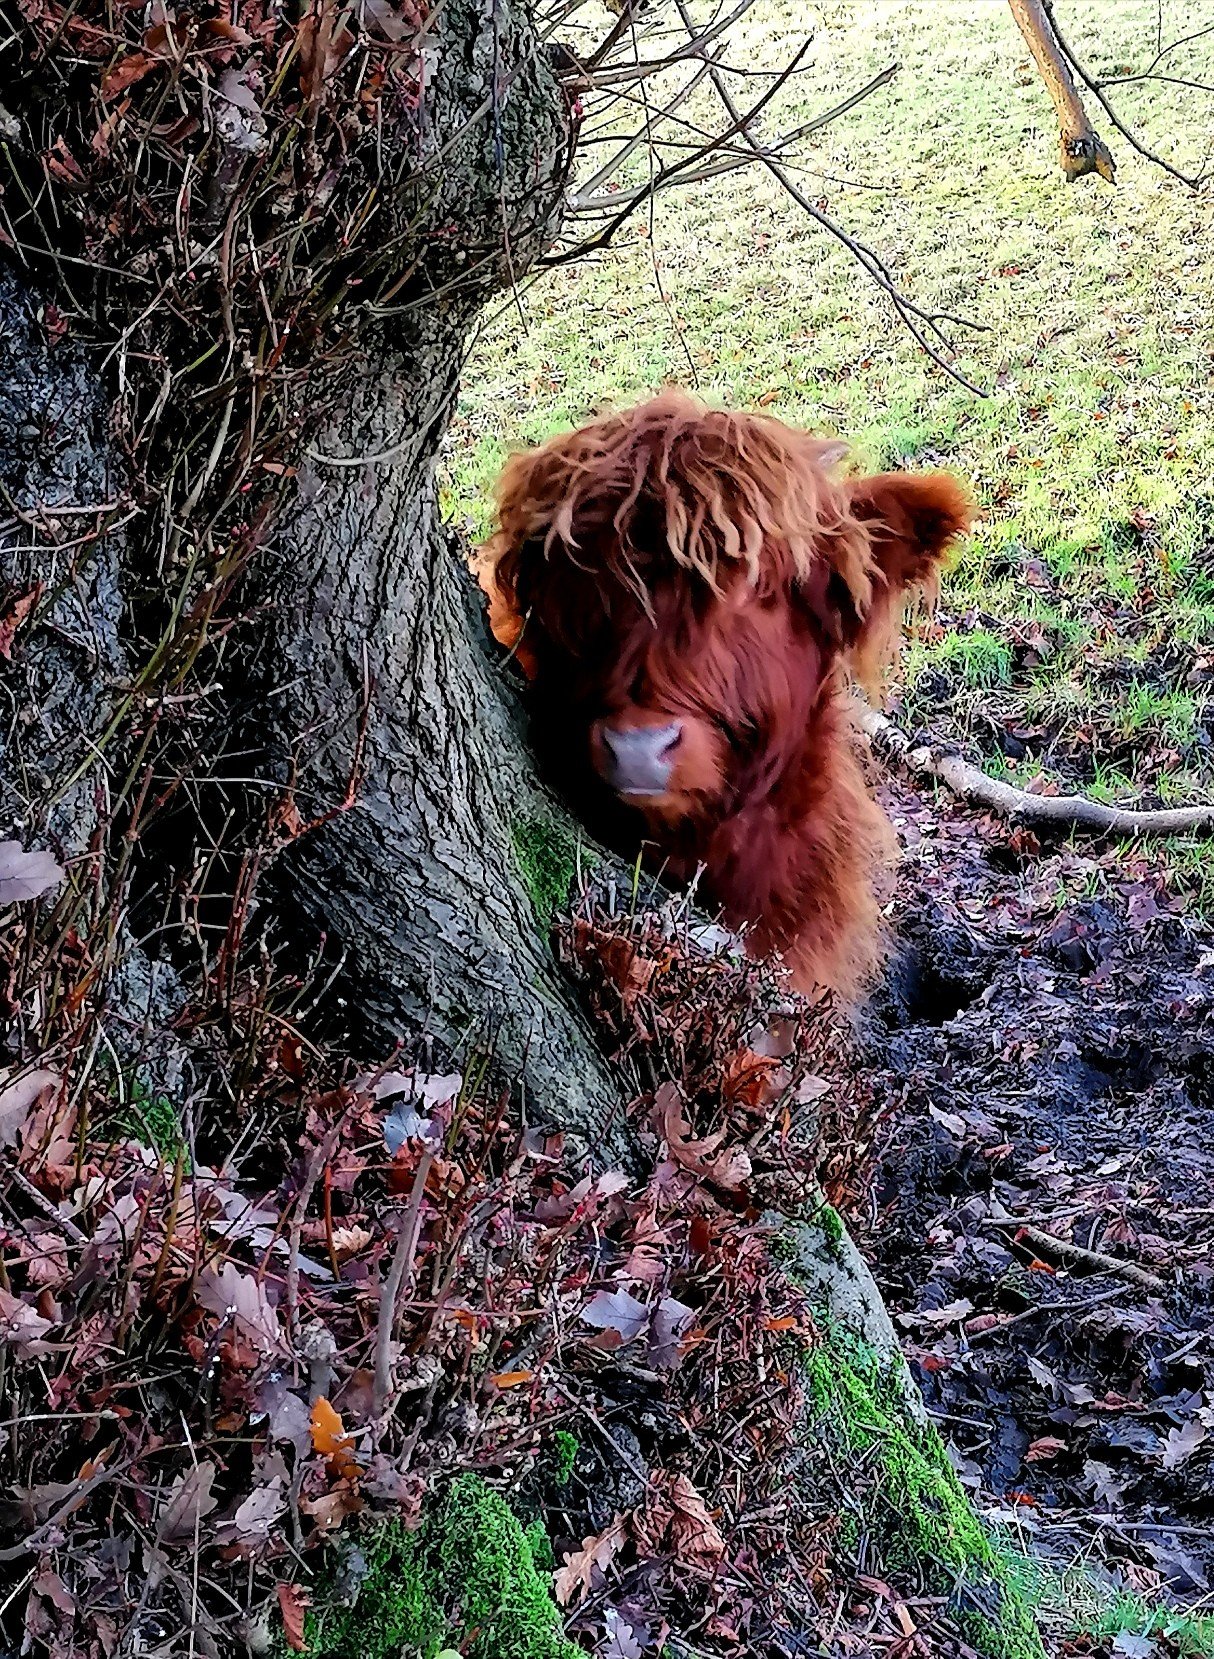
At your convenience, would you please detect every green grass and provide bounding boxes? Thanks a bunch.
[446,0,1214,904]
[996,1544,1214,1657]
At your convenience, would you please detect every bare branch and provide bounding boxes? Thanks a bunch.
[1008,0,1210,189]
[858,704,1214,837]
[540,31,818,266]
[669,0,986,393]
[1039,0,1208,189]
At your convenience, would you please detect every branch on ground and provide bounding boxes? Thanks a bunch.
[858,702,1214,837]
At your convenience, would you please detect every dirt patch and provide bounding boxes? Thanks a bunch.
[861,776,1214,1625]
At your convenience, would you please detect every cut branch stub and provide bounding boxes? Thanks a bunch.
[1008,0,1116,183]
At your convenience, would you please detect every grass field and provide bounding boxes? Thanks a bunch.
[444,0,1214,901]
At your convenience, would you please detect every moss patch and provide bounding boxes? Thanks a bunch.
[804,1326,1044,1659]
[550,1429,579,1487]
[809,1200,845,1255]
[512,814,578,931]
[297,1474,578,1659]
[108,1082,188,1165]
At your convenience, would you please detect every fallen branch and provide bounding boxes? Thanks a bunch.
[858,703,1214,837]
[980,1211,1167,1293]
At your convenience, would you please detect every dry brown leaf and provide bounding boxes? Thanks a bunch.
[330,1223,373,1260]
[196,1262,283,1354]
[22,1231,70,1291]
[100,51,159,100]
[553,1512,628,1606]
[574,921,656,1013]
[1160,1418,1207,1470]
[0,583,41,658]
[652,1082,751,1191]
[299,1485,362,1530]
[276,1581,309,1652]
[0,845,65,906]
[43,138,85,187]
[721,1047,781,1109]
[0,1068,59,1149]
[636,1471,724,1571]
[32,1568,74,1616]
[581,1286,648,1344]
[1025,1436,1066,1463]
[221,1478,286,1546]
[157,1462,218,1546]
[0,1288,56,1357]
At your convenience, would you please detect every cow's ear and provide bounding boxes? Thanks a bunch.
[840,470,972,695]
[476,435,573,681]
[474,551,539,680]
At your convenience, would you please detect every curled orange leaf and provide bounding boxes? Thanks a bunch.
[309,1397,361,1481]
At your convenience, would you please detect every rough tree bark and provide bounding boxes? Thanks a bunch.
[1,0,625,1141]
[0,269,191,1088]
[0,267,127,857]
[258,329,626,1150]
[231,4,628,1147]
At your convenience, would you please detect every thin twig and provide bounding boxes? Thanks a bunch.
[0,1454,126,1562]
[543,34,819,266]
[672,0,986,392]
[286,1098,356,1350]
[1,1160,88,1244]
[964,1283,1125,1343]
[372,1149,434,1418]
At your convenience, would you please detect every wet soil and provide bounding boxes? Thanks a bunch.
[861,777,1214,1618]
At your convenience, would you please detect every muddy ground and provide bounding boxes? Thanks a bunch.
[861,773,1214,1624]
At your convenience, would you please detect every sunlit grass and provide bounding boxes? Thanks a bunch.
[444,0,1214,898]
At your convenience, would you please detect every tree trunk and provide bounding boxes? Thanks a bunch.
[0,6,1010,1648]
[0,267,127,858]
[256,325,626,1152]
[1,267,193,1092]
[1008,0,1116,182]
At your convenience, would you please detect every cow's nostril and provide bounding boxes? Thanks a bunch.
[600,721,683,795]
[603,721,681,755]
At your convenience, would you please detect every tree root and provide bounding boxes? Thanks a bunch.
[858,703,1214,837]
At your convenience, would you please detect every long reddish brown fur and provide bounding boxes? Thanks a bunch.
[479,391,971,1002]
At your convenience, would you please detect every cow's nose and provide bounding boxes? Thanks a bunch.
[600,721,683,796]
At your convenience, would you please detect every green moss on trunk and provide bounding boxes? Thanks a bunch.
[292,1474,578,1659]
[804,1325,1045,1659]
[511,814,579,930]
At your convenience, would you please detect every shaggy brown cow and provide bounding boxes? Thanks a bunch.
[479,392,970,1001]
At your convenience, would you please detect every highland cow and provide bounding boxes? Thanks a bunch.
[479,392,970,1001]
